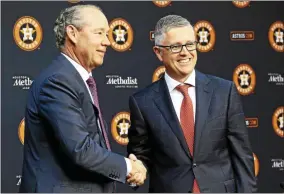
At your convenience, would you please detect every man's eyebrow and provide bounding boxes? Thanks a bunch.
[93,28,108,31]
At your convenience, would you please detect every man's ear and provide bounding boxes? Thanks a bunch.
[153,46,163,62]
[66,25,79,45]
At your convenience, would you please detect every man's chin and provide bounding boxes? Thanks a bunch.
[180,70,193,78]
[91,61,103,69]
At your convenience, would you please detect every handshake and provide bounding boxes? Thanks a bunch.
[127,154,147,186]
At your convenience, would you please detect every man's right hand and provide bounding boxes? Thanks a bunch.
[127,154,147,186]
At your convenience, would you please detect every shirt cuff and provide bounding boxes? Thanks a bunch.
[125,157,132,176]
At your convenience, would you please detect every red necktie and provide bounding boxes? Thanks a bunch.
[176,84,200,193]
[86,76,111,150]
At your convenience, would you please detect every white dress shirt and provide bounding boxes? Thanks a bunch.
[164,70,196,122]
[61,53,132,175]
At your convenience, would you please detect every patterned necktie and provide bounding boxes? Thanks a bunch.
[176,84,200,193]
[86,76,111,150]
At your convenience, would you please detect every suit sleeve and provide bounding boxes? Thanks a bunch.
[38,74,127,183]
[227,82,257,192]
[127,95,152,171]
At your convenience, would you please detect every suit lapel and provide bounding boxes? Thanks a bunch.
[153,76,192,159]
[57,54,98,111]
[194,71,213,156]
[58,55,108,148]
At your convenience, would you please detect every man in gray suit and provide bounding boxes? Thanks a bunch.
[127,15,257,192]
[20,4,146,193]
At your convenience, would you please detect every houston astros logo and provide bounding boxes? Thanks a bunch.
[194,21,216,52]
[108,18,133,52]
[111,112,131,145]
[18,118,25,145]
[13,16,43,51]
[268,21,284,52]
[232,1,250,8]
[152,0,171,7]
[233,64,256,95]
[253,153,259,176]
[152,66,165,82]
[272,107,284,138]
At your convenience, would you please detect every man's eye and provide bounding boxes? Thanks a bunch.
[171,45,181,49]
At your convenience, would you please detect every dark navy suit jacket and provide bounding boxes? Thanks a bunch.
[20,55,127,193]
[127,71,257,192]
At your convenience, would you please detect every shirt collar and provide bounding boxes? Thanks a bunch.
[61,53,92,82]
[164,69,196,92]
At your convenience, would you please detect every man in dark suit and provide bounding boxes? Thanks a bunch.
[20,4,146,193]
[127,15,257,192]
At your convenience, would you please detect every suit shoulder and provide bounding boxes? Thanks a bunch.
[32,68,66,89]
[33,57,74,86]
[206,74,233,88]
[131,80,160,98]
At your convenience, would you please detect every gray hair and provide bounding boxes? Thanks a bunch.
[154,15,193,45]
[54,4,102,50]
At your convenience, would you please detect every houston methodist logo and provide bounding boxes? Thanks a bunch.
[194,21,216,52]
[232,1,250,8]
[268,73,284,86]
[108,18,134,52]
[106,74,138,89]
[152,0,171,7]
[152,66,166,82]
[111,112,131,145]
[18,118,25,145]
[12,75,33,90]
[271,159,284,171]
[13,16,42,51]
[272,107,284,138]
[233,64,256,95]
[268,21,284,52]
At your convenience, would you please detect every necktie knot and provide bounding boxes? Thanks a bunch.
[176,84,191,97]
